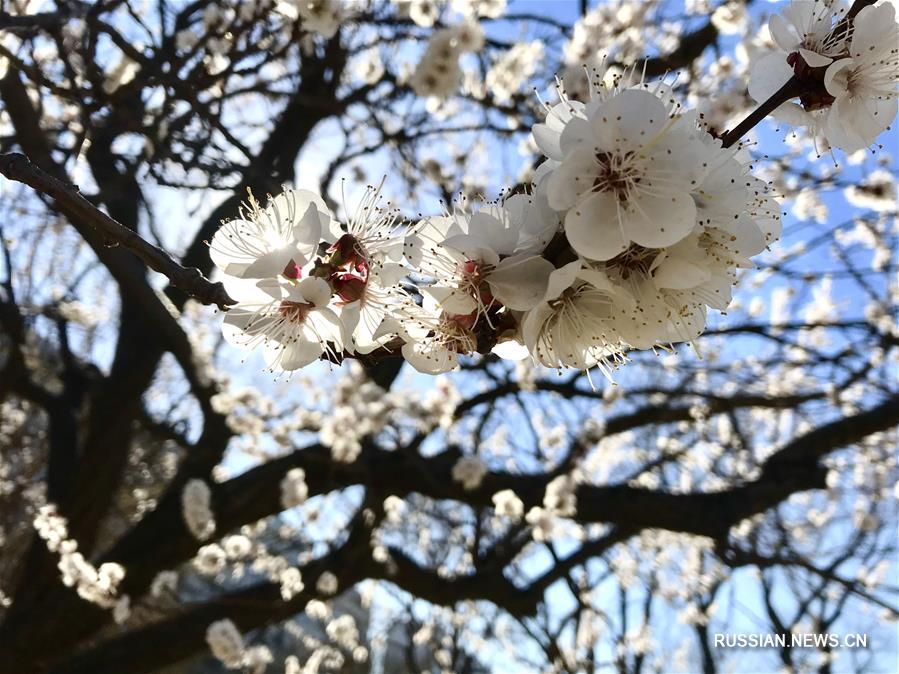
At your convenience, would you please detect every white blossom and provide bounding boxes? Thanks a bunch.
[181,479,216,541]
[280,468,309,509]
[749,0,898,151]
[279,567,305,600]
[194,543,227,575]
[206,619,245,669]
[316,571,339,595]
[823,2,899,151]
[326,614,360,649]
[452,455,488,490]
[492,489,524,520]
[544,474,578,517]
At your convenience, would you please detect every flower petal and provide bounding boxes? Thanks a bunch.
[624,190,697,249]
[652,255,712,290]
[491,338,530,360]
[546,146,597,211]
[564,191,629,261]
[799,48,832,68]
[264,338,323,371]
[748,52,794,104]
[488,254,555,310]
[591,89,670,153]
[545,259,582,300]
[210,219,298,279]
[769,13,798,52]
[851,3,897,59]
[824,58,853,97]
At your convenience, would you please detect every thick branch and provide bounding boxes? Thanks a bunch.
[0,153,233,309]
[101,392,899,603]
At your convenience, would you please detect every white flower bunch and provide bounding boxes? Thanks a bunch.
[206,619,246,669]
[486,41,544,104]
[409,19,485,99]
[394,0,440,27]
[212,78,785,378]
[452,0,506,18]
[181,478,216,541]
[211,184,412,371]
[451,455,488,490]
[525,79,781,368]
[280,467,309,509]
[34,505,129,615]
[749,0,898,152]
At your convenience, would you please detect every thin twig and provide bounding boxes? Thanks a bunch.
[721,75,803,148]
[0,152,234,309]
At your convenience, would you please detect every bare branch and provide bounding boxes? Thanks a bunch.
[0,153,234,309]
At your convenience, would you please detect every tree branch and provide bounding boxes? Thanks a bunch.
[0,152,234,309]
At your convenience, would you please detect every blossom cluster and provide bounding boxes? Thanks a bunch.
[749,0,899,152]
[205,619,275,672]
[181,478,216,541]
[212,76,782,377]
[409,19,485,99]
[206,1,897,378]
[34,504,131,622]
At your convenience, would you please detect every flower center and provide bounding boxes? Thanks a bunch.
[593,151,640,202]
[607,244,659,280]
[548,286,577,312]
[278,300,314,324]
[461,259,495,305]
[439,315,477,353]
[326,233,371,303]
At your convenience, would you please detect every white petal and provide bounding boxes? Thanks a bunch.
[222,306,274,348]
[825,95,895,151]
[559,116,595,156]
[349,301,392,354]
[652,256,712,290]
[209,219,298,279]
[532,122,563,161]
[470,212,519,254]
[290,202,324,257]
[338,301,361,339]
[544,259,582,301]
[488,255,555,310]
[272,189,336,242]
[491,339,530,360]
[372,262,407,286]
[665,297,707,343]
[424,286,478,315]
[824,58,853,98]
[851,3,897,58]
[265,338,323,371]
[402,341,458,374]
[221,275,278,303]
[308,308,346,350]
[769,13,798,52]
[591,90,670,153]
[799,48,832,68]
[546,147,598,211]
[576,268,632,307]
[564,191,630,261]
[295,277,333,307]
[624,190,697,249]
[520,303,553,360]
[748,52,794,104]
